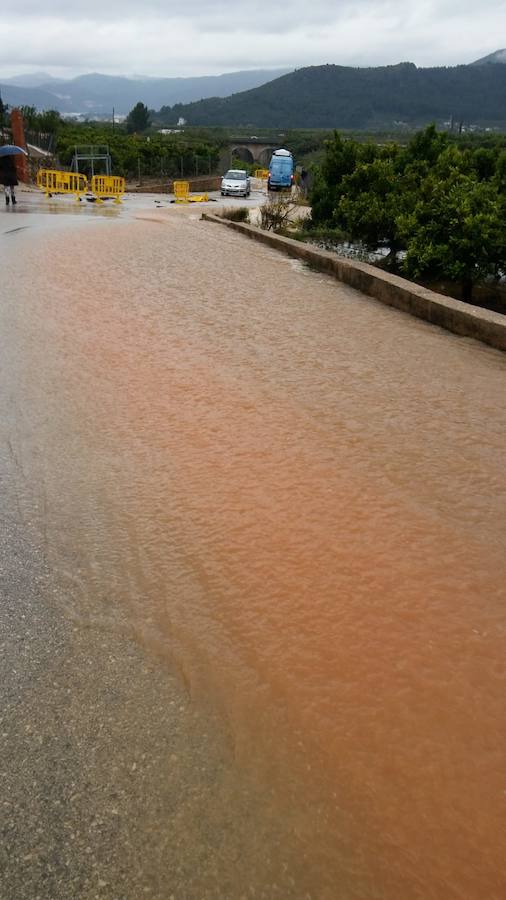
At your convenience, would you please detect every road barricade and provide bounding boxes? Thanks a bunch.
[173,180,190,203]
[172,181,208,203]
[91,175,125,204]
[37,169,87,201]
[254,169,269,179]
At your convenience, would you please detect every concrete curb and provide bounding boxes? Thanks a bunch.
[202,213,506,352]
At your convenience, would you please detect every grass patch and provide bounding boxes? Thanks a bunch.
[220,206,250,223]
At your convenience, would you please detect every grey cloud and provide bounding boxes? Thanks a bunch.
[1,1,504,77]
[7,0,355,18]
[3,0,413,34]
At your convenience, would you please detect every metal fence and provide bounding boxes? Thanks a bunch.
[134,152,219,182]
[25,130,55,154]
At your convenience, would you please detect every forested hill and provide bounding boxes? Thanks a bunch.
[157,62,506,129]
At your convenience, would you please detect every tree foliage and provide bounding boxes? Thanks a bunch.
[309,126,506,301]
[126,102,151,134]
[16,106,63,134]
[52,121,221,180]
[400,173,505,301]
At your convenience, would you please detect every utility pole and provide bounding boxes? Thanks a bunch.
[0,92,5,141]
[112,107,115,132]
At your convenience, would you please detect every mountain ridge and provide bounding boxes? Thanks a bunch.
[155,61,506,130]
[3,53,506,129]
[471,49,506,65]
[0,69,292,115]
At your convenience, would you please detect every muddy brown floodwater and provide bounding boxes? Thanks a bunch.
[1,204,505,899]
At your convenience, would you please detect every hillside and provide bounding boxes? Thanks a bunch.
[0,69,292,116]
[156,62,506,129]
[472,49,506,65]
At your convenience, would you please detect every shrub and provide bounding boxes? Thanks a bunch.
[259,196,299,232]
[221,206,249,222]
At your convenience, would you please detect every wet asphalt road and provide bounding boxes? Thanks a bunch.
[0,184,268,234]
[0,186,305,900]
[0,477,264,900]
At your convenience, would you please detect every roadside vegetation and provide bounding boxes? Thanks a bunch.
[55,127,222,181]
[220,206,250,223]
[7,105,226,181]
[305,126,506,305]
[258,195,308,232]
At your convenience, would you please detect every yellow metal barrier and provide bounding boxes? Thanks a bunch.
[91,175,125,204]
[172,181,208,203]
[173,180,190,203]
[37,169,87,201]
[254,169,269,179]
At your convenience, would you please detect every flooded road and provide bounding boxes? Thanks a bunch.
[1,194,505,899]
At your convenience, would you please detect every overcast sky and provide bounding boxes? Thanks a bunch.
[1,1,505,78]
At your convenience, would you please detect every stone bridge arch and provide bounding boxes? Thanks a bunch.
[231,146,255,165]
[257,146,276,167]
[228,139,282,166]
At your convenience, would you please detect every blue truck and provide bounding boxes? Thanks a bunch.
[268,148,294,191]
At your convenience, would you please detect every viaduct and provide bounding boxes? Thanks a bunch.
[226,137,282,167]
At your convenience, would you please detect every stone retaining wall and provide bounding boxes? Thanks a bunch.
[202,214,506,352]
